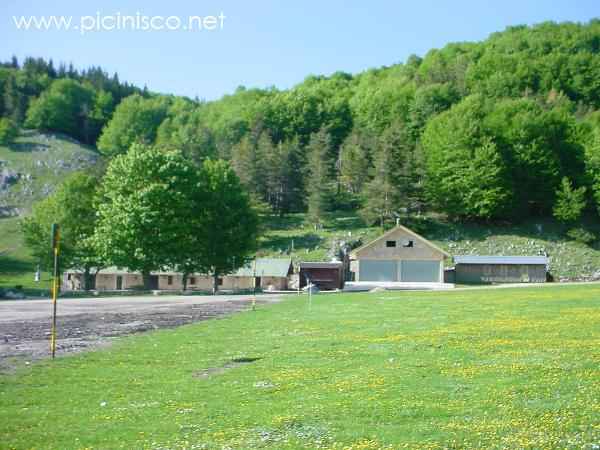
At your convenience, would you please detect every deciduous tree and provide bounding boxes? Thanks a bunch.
[92,144,197,288]
[422,95,511,219]
[97,94,170,156]
[184,159,259,293]
[21,172,101,290]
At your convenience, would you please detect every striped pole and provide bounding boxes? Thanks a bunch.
[50,224,60,359]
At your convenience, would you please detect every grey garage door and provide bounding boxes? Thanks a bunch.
[401,260,441,282]
[359,260,398,281]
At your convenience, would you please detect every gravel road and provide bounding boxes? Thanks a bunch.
[0,293,283,373]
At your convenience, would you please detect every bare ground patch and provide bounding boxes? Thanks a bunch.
[0,298,273,373]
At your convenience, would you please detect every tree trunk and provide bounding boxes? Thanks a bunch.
[182,273,188,291]
[212,271,219,295]
[142,271,152,290]
[83,266,91,291]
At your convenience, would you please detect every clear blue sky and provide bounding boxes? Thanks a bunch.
[1,0,598,100]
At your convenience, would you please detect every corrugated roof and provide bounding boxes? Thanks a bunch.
[65,266,135,275]
[66,258,293,278]
[454,255,548,265]
[233,258,292,277]
[299,261,343,269]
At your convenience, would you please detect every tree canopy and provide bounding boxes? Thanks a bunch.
[92,144,198,287]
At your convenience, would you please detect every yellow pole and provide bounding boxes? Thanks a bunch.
[252,259,256,311]
[50,224,60,359]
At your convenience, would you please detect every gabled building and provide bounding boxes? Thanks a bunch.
[348,224,450,284]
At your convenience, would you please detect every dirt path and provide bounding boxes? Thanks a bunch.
[0,294,283,373]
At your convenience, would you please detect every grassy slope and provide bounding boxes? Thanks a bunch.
[1,285,599,449]
[0,130,99,213]
[0,130,99,291]
[0,216,51,292]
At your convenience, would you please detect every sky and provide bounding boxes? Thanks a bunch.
[1,0,598,100]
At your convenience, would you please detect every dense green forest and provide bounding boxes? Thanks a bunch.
[3,20,600,226]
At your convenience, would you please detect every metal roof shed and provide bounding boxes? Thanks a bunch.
[454,256,548,265]
[454,255,548,284]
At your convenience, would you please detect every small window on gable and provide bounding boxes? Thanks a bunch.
[403,240,414,248]
[386,240,396,248]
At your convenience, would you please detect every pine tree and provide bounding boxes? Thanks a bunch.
[338,130,373,195]
[384,122,425,214]
[266,139,304,215]
[305,128,333,227]
[3,73,26,123]
[360,141,400,228]
[553,177,587,223]
[359,121,424,226]
[231,131,271,203]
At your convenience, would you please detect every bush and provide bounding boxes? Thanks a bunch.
[566,227,596,245]
[127,284,148,291]
[0,118,19,145]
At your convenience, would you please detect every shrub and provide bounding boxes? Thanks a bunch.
[0,118,19,145]
[127,284,147,291]
[566,227,596,245]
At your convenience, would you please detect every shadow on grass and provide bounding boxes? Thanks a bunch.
[0,254,33,274]
[7,141,50,153]
[327,215,366,231]
[260,214,305,231]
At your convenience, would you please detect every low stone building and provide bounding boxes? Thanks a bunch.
[62,258,294,292]
[64,267,149,291]
[154,258,293,291]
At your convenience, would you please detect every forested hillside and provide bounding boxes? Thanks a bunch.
[0,20,600,260]
[4,21,600,228]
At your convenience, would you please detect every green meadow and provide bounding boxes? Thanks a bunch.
[1,285,599,449]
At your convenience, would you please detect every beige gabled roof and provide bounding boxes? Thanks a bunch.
[349,224,450,258]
